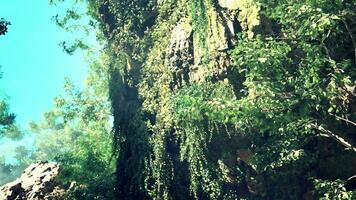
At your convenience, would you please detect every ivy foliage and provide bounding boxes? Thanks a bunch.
[46,0,356,199]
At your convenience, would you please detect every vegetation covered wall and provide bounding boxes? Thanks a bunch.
[81,0,356,199]
[5,0,354,199]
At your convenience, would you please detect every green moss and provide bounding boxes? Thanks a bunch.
[235,0,260,38]
[58,0,356,199]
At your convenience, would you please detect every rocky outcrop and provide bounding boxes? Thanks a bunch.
[0,161,65,200]
[166,20,193,88]
[218,0,239,10]
[164,0,266,86]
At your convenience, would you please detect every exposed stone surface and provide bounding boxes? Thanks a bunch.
[166,11,240,85]
[166,20,193,87]
[218,0,239,10]
[163,1,260,86]
[0,161,65,200]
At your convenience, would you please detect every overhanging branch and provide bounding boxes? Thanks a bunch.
[311,124,356,152]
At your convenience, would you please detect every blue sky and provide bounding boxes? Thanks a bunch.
[0,0,93,161]
[0,0,89,127]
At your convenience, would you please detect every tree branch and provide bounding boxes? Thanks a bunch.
[311,124,356,152]
[331,114,356,127]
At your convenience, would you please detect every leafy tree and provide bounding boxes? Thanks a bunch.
[0,18,10,36]
[29,54,115,199]
[0,100,16,137]
[0,18,15,135]
[0,19,28,186]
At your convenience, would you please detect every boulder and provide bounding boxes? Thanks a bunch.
[0,161,65,200]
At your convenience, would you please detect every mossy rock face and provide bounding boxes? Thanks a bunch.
[235,0,260,38]
[166,19,193,88]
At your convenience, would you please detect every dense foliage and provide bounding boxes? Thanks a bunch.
[28,52,116,199]
[46,0,355,199]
